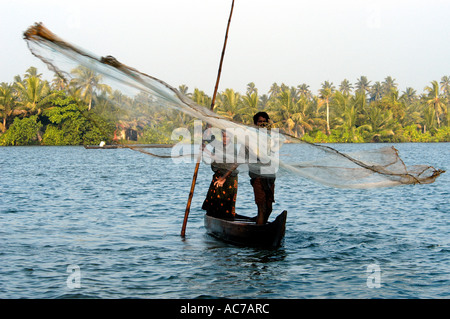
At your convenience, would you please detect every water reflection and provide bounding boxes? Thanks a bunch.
[181,233,289,298]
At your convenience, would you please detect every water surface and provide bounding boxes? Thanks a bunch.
[0,143,448,298]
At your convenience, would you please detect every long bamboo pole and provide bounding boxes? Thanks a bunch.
[181,0,235,237]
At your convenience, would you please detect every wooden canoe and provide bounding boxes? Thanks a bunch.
[83,145,120,149]
[83,144,173,149]
[204,210,287,248]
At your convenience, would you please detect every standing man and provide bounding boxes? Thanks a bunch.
[249,112,276,225]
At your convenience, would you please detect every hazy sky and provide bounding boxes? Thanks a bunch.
[1,0,450,95]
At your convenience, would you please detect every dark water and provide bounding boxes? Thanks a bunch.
[0,143,448,299]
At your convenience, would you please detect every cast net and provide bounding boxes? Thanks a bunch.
[23,23,444,189]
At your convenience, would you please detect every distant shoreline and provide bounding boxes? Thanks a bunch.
[1,141,448,147]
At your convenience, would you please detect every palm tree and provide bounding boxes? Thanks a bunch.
[382,88,405,123]
[70,65,112,110]
[403,99,423,128]
[439,76,450,99]
[355,76,371,97]
[331,91,368,142]
[271,88,295,133]
[297,83,312,100]
[363,102,396,142]
[14,75,54,116]
[424,80,446,127]
[0,83,17,132]
[12,73,58,142]
[319,81,335,134]
[334,104,364,142]
[24,66,42,79]
[339,79,353,96]
[296,95,315,135]
[440,76,450,127]
[271,88,311,137]
[306,95,328,133]
[370,81,383,101]
[400,87,420,127]
[51,73,67,92]
[423,104,437,133]
[290,86,299,103]
[246,82,257,95]
[178,84,190,97]
[268,83,281,99]
[241,91,259,124]
[215,88,241,121]
[331,91,350,117]
[258,94,269,110]
[401,87,417,104]
[192,88,211,108]
[382,76,398,96]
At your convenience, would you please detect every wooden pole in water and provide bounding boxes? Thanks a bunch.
[181,0,235,237]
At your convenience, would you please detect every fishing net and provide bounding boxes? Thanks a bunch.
[23,23,444,189]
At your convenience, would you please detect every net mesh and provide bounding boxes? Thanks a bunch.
[23,23,445,189]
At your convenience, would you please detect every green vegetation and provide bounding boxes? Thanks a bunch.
[0,67,449,145]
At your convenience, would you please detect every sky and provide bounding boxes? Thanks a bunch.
[1,0,450,95]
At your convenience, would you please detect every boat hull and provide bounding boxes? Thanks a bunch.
[204,210,287,248]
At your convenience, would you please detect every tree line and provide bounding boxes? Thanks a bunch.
[0,67,449,146]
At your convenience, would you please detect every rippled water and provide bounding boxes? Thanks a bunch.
[0,143,448,299]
